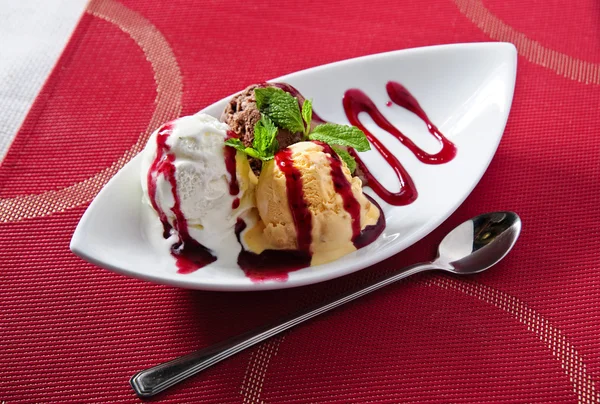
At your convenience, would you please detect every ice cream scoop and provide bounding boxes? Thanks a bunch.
[221,83,309,174]
[251,141,382,265]
[140,112,256,270]
[221,84,307,150]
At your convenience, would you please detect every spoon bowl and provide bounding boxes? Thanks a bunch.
[436,211,521,274]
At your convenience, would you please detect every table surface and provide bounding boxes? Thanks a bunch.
[1,0,600,403]
[0,0,88,160]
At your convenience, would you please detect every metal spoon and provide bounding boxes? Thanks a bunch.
[131,211,521,398]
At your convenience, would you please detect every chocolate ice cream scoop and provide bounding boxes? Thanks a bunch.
[221,83,305,149]
[221,84,263,147]
[220,82,363,180]
[221,83,306,174]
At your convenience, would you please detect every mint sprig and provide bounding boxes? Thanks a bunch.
[302,99,312,137]
[332,146,357,174]
[227,86,371,170]
[224,138,263,159]
[224,115,278,161]
[308,123,370,152]
[253,115,279,157]
[298,99,368,170]
[254,87,304,134]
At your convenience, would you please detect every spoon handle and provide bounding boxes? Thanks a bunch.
[130,262,438,398]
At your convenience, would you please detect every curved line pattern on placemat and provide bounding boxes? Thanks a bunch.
[240,336,285,403]
[424,276,598,404]
[241,277,597,403]
[454,0,600,85]
[0,0,182,223]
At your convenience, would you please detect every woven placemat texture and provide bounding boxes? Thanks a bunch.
[1,0,599,402]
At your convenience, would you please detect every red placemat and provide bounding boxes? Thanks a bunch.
[2,0,600,402]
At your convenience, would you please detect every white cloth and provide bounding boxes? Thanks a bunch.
[0,0,88,161]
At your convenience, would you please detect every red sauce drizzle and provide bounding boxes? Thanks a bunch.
[275,148,313,253]
[172,238,218,274]
[343,81,457,205]
[318,142,361,241]
[386,81,456,162]
[147,122,216,273]
[386,101,392,107]
[348,137,417,206]
[147,124,172,235]
[224,131,240,197]
[235,219,310,282]
[353,194,385,249]
[225,130,241,210]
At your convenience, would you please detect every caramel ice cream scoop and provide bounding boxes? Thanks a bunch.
[251,141,381,265]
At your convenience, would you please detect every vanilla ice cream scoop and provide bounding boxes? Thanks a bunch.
[140,113,256,267]
[252,141,382,265]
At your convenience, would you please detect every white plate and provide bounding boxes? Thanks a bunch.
[70,42,517,291]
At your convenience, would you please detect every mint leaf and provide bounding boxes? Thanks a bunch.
[224,134,274,161]
[309,123,371,152]
[244,147,261,159]
[254,87,278,110]
[224,138,246,152]
[302,99,312,136]
[332,146,357,174]
[253,115,278,156]
[254,87,304,133]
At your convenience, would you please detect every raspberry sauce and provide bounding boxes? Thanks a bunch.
[224,130,240,199]
[147,122,216,273]
[235,219,310,282]
[274,148,313,253]
[352,195,385,249]
[224,146,239,196]
[225,131,241,210]
[318,142,362,242]
[343,81,457,205]
[385,81,456,163]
